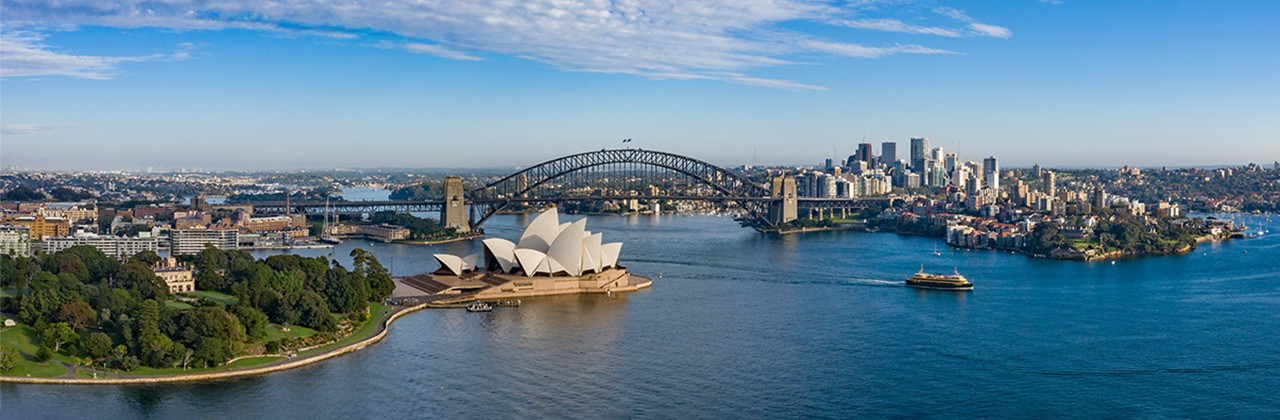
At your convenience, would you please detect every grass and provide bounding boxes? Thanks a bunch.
[1,301,391,380]
[262,323,318,343]
[1,321,75,378]
[296,303,390,358]
[163,300,195,310]
[182,290,239,306]
[0,287,14,298]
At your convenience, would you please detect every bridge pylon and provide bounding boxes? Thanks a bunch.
[441,176,471,233]
[768,176,798,225]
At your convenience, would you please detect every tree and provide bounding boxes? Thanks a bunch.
[107,345,139,371]
[43,322,78,353]
[0,348,18,370]
[84,332,114,359]
[129,251,162,266]
[35,346,53,363]
[58,300,97,330]
[116,261,168,299]
[177,306,246,367]
[233,305,269,340]
[1,186,47,201]
[351,249,395,301]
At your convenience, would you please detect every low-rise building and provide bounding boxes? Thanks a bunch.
[42,233,158,260]
[170,229,239,255]
[356,224,410,242]
[152,257,195,294]
[4,214,70,239]
[0,225,32,257]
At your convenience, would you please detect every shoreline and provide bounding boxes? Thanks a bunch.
[0,302,429,385]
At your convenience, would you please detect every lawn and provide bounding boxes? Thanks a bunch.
[262,323,318,343]
[1,321,75,378]
[296,303,390,358]
[182,290,239,306]
[163,300,195,310]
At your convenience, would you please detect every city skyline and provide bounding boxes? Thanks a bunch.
[3,1,1279,170]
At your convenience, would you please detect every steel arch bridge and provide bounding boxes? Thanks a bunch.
[468,148,774,227]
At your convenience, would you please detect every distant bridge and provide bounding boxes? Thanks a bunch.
[249,148,902,230]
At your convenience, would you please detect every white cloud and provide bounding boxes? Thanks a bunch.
[0,123,54,135]
[937,8,1013,39]
[830,18,964,37]
[0,30,193,79]
[1,0,1012,87]
[404,42,482,61]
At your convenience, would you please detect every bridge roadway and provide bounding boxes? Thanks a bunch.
[248,195,898,216]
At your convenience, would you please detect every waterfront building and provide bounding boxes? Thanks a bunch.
[983,156,1000,190]
[356,224,411,242]
[171,229,239,255]
[0,225,32,257]
[4,214,70,240]
[152,257,196,293]
[437,207,623,278]
[910,137,929,171]
[42,233,158,260]
[880,142,897,165]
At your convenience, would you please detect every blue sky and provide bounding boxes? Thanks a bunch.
[2,0,1278,170]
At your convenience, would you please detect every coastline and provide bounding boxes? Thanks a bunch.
[0,302,429,385]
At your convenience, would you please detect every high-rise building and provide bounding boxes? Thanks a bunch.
[1045,171,1056,196]
[171,229,239,255]
[856,143,873,164]
[824,158,834,170]
[910,138,929,171]
[880,142,897,164]
[983,156,1000,190]
[944,153,958,175]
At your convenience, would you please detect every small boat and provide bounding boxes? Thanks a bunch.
[466,301,493,312]
[933,244,942,256]
[906,267,973,291]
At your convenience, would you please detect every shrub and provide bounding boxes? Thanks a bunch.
[35,346,53,363]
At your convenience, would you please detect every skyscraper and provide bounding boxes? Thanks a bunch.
[856,143,873,164]
[910,137,929,171]
[880,142,897,164]
[983,156,1000,190]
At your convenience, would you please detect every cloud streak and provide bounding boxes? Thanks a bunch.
[0,0,1011,88]
[1,31,193,79]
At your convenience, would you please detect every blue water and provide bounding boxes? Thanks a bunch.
[4,214,1279,417]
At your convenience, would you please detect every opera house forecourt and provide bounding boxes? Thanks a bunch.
[403,207,652,301]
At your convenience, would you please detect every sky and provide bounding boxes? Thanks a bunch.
[1,0,1278,171]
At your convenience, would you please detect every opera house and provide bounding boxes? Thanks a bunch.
[398,208,651,301]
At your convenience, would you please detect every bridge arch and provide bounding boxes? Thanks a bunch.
[468,149,772,226]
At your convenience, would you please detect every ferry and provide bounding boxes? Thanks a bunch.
[466,301,493,312]
[906,267,974,291]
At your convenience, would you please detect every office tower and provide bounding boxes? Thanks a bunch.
[880,142,897,164]
[983,156,1000,190]
[910,138,929,171]
[825,158,834,170]
[944,153,958,175]
[857,143,873,164]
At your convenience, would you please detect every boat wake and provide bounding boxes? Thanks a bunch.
[846,278,905,288]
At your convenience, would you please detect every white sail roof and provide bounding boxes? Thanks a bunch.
[483,238,518,273]
[547,218,587,276]
[517,207,560,252]
[601,242,622,268]
[433,254,466,277]
[584,233,603,273]
[513,248,548,277]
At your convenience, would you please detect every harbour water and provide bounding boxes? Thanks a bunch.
[4,214,1279,417]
